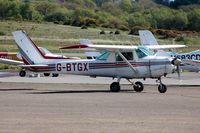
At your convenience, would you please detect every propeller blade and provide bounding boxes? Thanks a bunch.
[171,58,182,80]
[177,65,181,80]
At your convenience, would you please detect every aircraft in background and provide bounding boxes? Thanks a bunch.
[0,52,21,61]
[139,30,200,72]
[12,30,186,93]
[0,31,80,77]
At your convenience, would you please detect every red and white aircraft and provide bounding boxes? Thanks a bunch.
[12,30,185,93]
[0,31,80,77]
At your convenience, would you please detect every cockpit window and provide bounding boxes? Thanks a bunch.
[116,52,133,61]
[136,47,154,58]
[97,51,110,60]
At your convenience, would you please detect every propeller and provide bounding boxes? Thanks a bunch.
[171,58,182,80]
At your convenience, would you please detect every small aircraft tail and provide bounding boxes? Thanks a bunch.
[12,30,47,64]
[139,30,159,46]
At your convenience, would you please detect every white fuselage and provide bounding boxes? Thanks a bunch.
[52,56,174,79]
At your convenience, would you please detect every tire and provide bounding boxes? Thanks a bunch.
[52,73,59,77]
[158,84,167,93]
[19,71,26,77]
[44,73,50,77]
[110,82,120,92]
[134,81,144,92]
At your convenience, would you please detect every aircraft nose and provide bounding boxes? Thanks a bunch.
[171,58,182,66]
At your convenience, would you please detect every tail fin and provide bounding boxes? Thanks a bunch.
[139,30,159,46]
[12,30,46,64]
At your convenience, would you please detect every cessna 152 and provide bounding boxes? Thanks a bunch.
[12,30,185,93]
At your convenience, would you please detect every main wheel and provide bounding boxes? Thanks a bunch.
[110,82,121,92]
[134,81,144,92]
[52,73,59,77]
[158,84,167,93]
[44,73,50,77]
[19,70,26,77]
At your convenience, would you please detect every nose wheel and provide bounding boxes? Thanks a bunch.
[157,78,167,93]
[158,83,167,93]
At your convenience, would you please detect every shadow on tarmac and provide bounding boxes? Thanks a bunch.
[0,88,34,91]
[28,89,140,94]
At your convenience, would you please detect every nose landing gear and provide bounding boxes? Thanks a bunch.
[157,78,167,93]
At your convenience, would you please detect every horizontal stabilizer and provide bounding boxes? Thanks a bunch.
[19,64,49,68]
[0,58,23,65]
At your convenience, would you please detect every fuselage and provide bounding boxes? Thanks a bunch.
[36,55,174,79]
[169,50,200,60]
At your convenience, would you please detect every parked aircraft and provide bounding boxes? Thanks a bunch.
[12,30,186,93]
[0,52,21,61]
[1,31,80,77]
[139,30,200,72]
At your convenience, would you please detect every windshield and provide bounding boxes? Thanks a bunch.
[97,51,110,60]
[136,46,154,58]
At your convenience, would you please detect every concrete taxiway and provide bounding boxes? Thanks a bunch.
[0,72,200,133]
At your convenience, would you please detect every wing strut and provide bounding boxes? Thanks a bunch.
[117,50,137,74]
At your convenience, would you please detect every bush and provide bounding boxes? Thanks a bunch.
[156,29,178,39]
[0,31,6,36]
[53,21,59,24]
[100,30,105,34]
[129,26,146,35]
[175,36,184,42]
[115,30,120,35]
[81,25,88,29]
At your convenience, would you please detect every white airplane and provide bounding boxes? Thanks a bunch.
[139,30,200,72]
[12,30,185,93]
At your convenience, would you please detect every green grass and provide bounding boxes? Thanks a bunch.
[0,20,199,53]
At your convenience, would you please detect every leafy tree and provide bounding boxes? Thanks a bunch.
[96,11,112,26]
[120,0,133,12]
[101,2,123,16]
[65,0,96,9]
[71,8,98,26]
[187,9,200,31]
[0,0,21,20]
[34,1,60,16]
[150,7,172,28]
[20,3,42,21]
[128,12,151,28]
[45,8,69,23]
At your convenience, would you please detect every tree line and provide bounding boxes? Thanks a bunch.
[0,0,200,32]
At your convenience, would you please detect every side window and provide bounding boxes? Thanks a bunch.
[116,52,133,61]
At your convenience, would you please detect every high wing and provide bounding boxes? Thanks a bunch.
[60,44,138,51]
[60,44,186,51]
[146,45,186,50]
[0,58,23,65]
